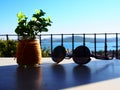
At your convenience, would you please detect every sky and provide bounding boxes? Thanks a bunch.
[0,0,120,34]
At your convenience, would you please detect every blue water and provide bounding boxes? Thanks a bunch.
[41,41,120,51]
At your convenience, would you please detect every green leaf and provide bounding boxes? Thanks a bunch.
[35,9,40,14]
[17,11,26,21]
[32,17,37,21]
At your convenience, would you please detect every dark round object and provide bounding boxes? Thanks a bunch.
[51,46,66,63]
[72,46,91,65]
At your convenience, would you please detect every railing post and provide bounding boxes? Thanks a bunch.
[61,34,63,46]
[72,34,74,51]
[116,33,118,59]
[51,34,53,53]
[104,33,107,59]
[6,34,9,41]
[83,34,85,46]
[17,35,19,41]
[39,34,41,46]
[94,33,96,56]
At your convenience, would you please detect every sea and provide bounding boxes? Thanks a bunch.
[41,41,120,52]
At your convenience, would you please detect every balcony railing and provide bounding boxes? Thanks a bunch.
[0,33,120,59]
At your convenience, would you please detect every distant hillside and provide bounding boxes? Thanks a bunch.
[42,36,120,43]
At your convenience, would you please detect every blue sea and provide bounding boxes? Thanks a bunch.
[41,41,120,51]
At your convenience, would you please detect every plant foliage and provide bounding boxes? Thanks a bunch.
[15,9,52,39]
[0,40,17,57]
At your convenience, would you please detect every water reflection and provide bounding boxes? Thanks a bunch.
[16,67,42,90]
[41,64,66,90]
[73,65,91,85]
[52,65,66,86]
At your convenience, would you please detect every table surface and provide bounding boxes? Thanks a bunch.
[0,58,120,90]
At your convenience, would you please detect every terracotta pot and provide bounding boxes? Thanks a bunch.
[16,39,42,66]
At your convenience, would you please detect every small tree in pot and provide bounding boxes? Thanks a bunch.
[15,9,52,39]
[15,9,52,67]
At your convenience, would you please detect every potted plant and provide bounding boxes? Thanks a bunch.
[15,9,52,67]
